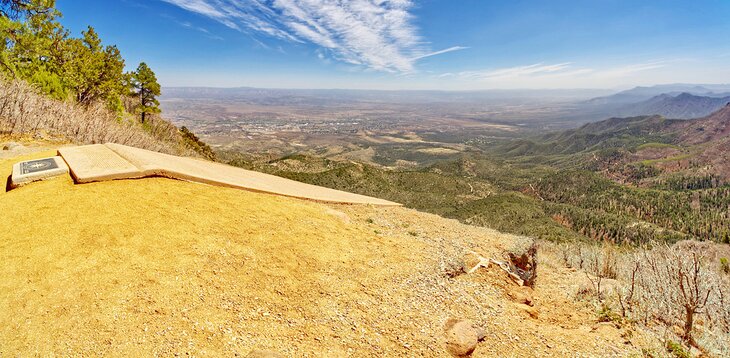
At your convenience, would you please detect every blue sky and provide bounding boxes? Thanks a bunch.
[56,0,730,90]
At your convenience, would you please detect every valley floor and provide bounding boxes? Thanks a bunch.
[0,148,658,356]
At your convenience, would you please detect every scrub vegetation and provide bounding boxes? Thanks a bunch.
[0,0,209,156]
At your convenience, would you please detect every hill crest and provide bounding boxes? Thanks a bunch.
[0,146,651,356]
[674,102,730,144]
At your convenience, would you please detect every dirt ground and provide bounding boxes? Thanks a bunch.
[0,148,658,356]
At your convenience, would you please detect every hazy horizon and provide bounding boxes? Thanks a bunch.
[159,82,730,92]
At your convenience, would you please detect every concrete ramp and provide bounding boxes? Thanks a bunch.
[58,144,400,206]
[57,144,144,182]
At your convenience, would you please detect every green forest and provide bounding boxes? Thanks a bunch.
[1,0,160,121]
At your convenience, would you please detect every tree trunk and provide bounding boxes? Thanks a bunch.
[684,306,695,346]
[140,90,145,123]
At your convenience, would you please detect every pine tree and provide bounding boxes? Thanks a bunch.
[61,26,125,106]
[1,0,65,97]
[2,4,128,106]
[0,0,55,20]
[130,62,160,123]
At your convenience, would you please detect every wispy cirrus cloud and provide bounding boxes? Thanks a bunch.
[160,12,225,40]
[178,21,225,40]
[160,0,467,72]
[412,46,470,61]
[447,61,669,87]
[458,63,575,80]
[590,61,666,79]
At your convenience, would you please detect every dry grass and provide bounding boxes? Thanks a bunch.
[0,78,193,155]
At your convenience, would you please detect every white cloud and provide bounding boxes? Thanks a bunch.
[163,0,225,18]
[160,0,464,72]
[459,63,574,80]
[412,46,469,60]
[449,61,669,88]
[589,61,666,79]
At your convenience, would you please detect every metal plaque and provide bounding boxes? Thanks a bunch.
[19,158,59,175]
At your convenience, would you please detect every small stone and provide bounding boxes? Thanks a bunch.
[444,318,484,357]
[2,142,23,151]
[508,287,534,306]
[518,304,539,319]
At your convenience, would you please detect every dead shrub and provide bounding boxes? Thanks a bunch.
[636,245,712,347]
[508,239,538,287]
[544,239,730,356]
[0,77,195,155]
[580,242,619,300]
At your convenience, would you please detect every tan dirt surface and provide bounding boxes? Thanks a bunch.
[0,149,656,356]
[0,137,65,159]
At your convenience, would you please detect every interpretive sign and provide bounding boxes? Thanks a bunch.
[19,158,59,175]
[10,156,69,189]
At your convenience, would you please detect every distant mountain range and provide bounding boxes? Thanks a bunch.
[579,84,730,120]
[162,84,730,124]
[617,92,730,119]
[587,83,730,105]
[496,103,730,182]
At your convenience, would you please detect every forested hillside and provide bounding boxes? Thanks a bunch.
[219,106,730,245]
[490,104,730,187]
[221,150,730,245]
[0,0,212,157]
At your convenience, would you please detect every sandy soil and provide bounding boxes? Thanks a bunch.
[0,138,64,159]
[0,148,657,356]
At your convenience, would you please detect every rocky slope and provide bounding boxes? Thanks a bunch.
[666,104,730,179]
[621,103,730,181]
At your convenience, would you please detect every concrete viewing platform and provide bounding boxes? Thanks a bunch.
[50,143,399,206]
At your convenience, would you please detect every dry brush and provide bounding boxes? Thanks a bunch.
[0,78,194,155]
[550,240,730,356]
